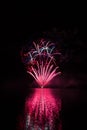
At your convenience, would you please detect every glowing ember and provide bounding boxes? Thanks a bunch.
[25,89,61,130]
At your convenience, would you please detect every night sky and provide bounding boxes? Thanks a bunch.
[0,5,87,130]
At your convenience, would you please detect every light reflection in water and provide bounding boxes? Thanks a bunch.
[24,89,62,130]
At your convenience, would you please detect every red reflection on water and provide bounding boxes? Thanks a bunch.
[24,88,62,130]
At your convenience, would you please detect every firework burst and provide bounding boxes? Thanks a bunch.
[21,39,61,88]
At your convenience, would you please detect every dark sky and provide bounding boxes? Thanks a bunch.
[1,7,87,83]
[0,5,87,130]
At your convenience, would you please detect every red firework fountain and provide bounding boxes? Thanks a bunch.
[21,39,61,88]
[27,59,61,88]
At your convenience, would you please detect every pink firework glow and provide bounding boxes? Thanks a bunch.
[21,39,61,88]
[27,59,61,88]
[24,89,61,130]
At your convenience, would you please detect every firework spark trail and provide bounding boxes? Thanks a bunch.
[25,89,61,130]
[27,59,61,88]
[21,39,61,88]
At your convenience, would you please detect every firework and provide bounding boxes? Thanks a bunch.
[21,39,61,88]
[27,59,61,88]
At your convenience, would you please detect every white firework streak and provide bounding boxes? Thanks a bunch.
[27,59,61,88]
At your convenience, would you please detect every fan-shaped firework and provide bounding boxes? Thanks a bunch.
[27,59,61,88]
[21,39,61,88]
